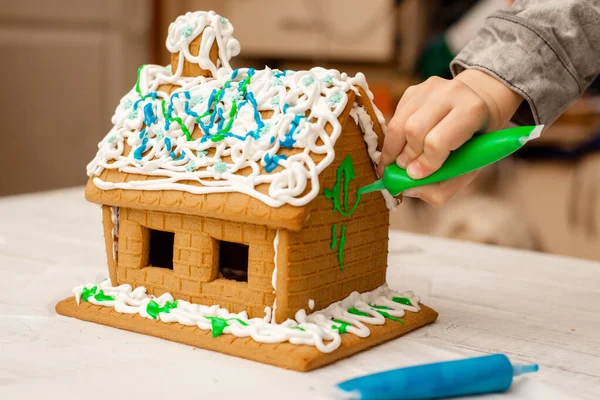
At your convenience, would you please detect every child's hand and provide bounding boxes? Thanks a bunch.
[378,69,523,206]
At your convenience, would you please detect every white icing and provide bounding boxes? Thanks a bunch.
[271,230,279,292]
[73,281,421,353]
[166,11,240,77]
[110,207,119,262]
[270,230,280,324]
[308,299,315,310]
[87,12,391,210]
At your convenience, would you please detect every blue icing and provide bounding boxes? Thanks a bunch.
[231,69,239,79]
[264,154,287,173]
[280,114,303,148]
[170,151,186,160]
[167,93,181,118]
[143,103,157,126]
[138,128,147,139]
[164,137,172,151]
[133,138,149,160]
[273,70,294,78]
[134,92,157,110]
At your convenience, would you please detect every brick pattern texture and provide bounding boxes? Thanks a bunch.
[95,89,390,322]
[278,118,390,320]
[115,208,277,319]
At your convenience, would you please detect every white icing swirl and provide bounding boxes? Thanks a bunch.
[166,11,240,76]
[73,281,421,353]
[87,65,391,208]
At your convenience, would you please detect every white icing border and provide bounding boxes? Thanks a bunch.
[73,281,421,353]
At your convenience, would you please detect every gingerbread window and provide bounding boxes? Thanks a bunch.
[217,240,249,282]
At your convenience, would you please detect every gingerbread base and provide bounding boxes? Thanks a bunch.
[56,297,438,372]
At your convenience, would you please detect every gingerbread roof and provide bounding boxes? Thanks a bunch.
[85,11,390,231]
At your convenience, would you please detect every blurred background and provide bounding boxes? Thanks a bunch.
[1,0,599,260]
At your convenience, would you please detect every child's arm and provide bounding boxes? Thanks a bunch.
[380,0,600,206]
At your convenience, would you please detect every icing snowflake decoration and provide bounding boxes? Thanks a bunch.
[87,11,393,208]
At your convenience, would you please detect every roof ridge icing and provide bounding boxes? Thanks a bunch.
[87,11,394,209]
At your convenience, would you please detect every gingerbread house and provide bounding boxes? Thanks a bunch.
[57,11,436,371]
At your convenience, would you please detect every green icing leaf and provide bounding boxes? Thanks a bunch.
[81,286,98,302]
[94,289,115,302]
[146,300,178,320]
[229,318,249,327]
[392,297,413,306]
[375,310,405,325]
[290,325,306,332]
[347,308,369,317]
[369,304,391,310]
[332,319,352,334]
[206,316,229,337]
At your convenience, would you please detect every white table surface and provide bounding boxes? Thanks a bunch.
[1,187,599,399]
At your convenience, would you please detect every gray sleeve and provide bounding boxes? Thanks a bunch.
[450,0,600,126]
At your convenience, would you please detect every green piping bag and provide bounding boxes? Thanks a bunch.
[358,125,543,197]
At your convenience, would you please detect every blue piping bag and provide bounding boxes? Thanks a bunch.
[334,354,538,400]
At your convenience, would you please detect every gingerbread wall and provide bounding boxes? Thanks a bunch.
[278,119,390,320]
[114,208,277,318]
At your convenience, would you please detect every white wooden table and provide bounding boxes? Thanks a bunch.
[1,188,599,399]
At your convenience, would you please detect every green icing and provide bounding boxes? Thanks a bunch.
[160,99,193,141]
[332,319,352,334]
[94,290,115,302]
[324,155,363,270]
[369,304,391,310]
[81,286,98,302]
[330,224,337,249]
[210,99,238,142]
[135,64,146,98]
[375,310,404,325]
[81,286,115,303]
[146,300,178,320]
[338,224,347,270]
[205,316,248,338]
[392,297,413,306]
[324,155,361,216]
[290,326,306,332]
[206,316,228,337]
[347,308,369,317]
